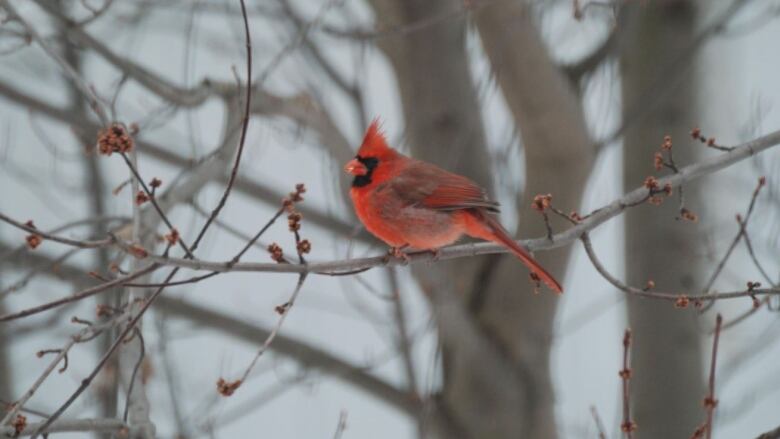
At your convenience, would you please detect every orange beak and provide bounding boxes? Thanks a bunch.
[344,158,368,176]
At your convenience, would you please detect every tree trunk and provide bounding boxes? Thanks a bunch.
[471,4,594,438]
[370,1,594,437]
[368,2,499,437]
[620,2,705,438]
[0,301,10,415]
[56,0,119,428]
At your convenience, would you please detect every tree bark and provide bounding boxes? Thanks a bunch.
[472,4,594,439]
[620,2,705,438]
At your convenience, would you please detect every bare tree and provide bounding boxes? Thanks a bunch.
[0,1,779,438]
[620,2,706,437]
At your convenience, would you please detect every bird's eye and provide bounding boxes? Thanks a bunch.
[357,156,379,171]
[350,156,379,188]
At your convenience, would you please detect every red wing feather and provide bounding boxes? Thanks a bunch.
[388,160,499,212]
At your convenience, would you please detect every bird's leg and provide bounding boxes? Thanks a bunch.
[384,244,411,265]
[428,248,441,262]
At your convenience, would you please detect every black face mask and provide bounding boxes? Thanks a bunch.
[351,155,379,188]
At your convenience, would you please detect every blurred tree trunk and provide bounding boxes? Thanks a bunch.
[370,1,594,437]
[472,3,594,439]
[368,2,497,437]
[56,0,119,428]
[0,228,9,410]
[620,2,705,438]
[0,301,9,413]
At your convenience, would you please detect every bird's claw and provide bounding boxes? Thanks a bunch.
[429,248,441,262]
[384,246,411,265]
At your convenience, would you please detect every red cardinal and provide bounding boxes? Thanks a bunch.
[344,120,563,293]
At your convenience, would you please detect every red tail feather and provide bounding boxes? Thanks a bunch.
[465,211,563,293]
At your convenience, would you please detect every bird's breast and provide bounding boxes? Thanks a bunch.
[351,186,465,249]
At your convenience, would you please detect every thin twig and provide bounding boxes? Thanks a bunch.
[0,215,127,262]
[157,295,419,416]
[8,0,193,265]
[704,314,723,439]
[229,207,286,264]
[213,191,310,395]
[331,410,348,439]
[237,271,308,384]
[0,212,114,249]
[120,110,154,435]
[123,272,219,288]
[190,201,289,261]
[155,313,188,437]
[208,371,310,431]
[596,0,756,149]
[0,248,80,299]
[35,0,212,108]
[0,264,159,323]
[589,405,607,439]
[128,139,142,246]
[0,315,120,426]
[122,328,146,423]
[0,399,49,420]
[29,269,177,438]
[702,177,766,294]
[119,151,195,258]
[27,3,254,435]
[720,297,768,332]
[388,268,419,396]
[580,232,780,303]
[0,417,128,437]
[0,0,110,125]
[737,216,775,286]
[619,329,635,438]
[256,0,342,87]
[188,0,252,253]
[0,187,301,323]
